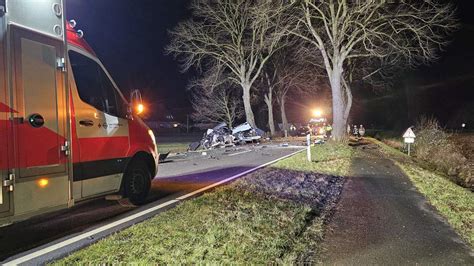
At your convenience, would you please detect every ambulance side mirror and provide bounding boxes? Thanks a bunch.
[129,89,145,117]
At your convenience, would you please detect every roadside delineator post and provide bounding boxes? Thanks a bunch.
[403,127,416,156]
[306,134,311,162]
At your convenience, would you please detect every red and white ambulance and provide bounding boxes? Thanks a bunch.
[0,0,158,225]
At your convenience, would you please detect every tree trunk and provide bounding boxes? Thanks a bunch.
[264,94,275,136]
[241,83,256,128]
[226,111,233,129]
[330,66,346,140]
[342,80,352,130]
[279,96,288,137]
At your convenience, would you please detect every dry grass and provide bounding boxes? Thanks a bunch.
[413,117,469,188]
[451,133,474,189]
[381,138,404,151]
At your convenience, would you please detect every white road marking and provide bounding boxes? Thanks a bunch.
[4,148,304,265]
[227,150,251,157]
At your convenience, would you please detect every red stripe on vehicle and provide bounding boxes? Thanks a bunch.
[16,124,67,168]
[78,136,129,162]
[66,24,96,56]
[0,102,18,113]
[1,120,67,170]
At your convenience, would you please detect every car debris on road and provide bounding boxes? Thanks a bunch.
[189,122,264,151]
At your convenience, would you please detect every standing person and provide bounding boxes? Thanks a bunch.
[326,123,333,138]
[359,125,366,137]
[353,125,359,137]
[347,124,351,136]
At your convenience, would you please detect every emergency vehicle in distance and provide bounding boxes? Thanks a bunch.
[308,117,329,144]
[0,0,158,225]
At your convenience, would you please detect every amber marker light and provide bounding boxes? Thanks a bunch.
[37,178,49,188]
[136,103,145,115]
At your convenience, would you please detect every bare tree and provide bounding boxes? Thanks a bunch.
[263,46,323,136]
[191,87,244,129]
[291,0,457,139]
[262,71,277,136]
[167,0,290,128]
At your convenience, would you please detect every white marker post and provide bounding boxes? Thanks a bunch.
[403,127,416,156]
[306,134,311,162]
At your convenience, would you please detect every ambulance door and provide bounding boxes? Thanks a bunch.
[0,102,10,216]
[68,50,130,199]
[0,111,10,217]
[10,26,69,215]
[0,13,10,217]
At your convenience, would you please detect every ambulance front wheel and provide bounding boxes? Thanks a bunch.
[123,160,151,205]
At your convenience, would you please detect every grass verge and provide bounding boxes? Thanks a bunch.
[55,143,352,264]
[275,141,353,176]
[368,137,407,159]
[371,139,474,248]
[157,142,189,154]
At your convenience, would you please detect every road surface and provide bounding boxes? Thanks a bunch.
[0,144,303,264]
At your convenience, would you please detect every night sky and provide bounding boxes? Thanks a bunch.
[68,0,474,130]
[67,0,192,121]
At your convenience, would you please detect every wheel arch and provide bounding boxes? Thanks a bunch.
[126,151,156,178]
[120,151,156,193]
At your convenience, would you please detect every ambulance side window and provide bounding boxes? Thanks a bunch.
[69,51,121,117]
[114,93,129,119]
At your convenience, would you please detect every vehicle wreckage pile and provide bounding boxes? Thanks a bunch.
[189,122,265,151]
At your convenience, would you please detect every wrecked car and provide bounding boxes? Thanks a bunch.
[201,123,235,149]
[189,122,264,151]
[232,122,264,144]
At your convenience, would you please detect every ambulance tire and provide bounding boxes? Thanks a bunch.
[123,160,151,205]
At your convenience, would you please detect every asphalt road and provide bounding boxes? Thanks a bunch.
[0,144,303,264]
[323,143,474,265]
